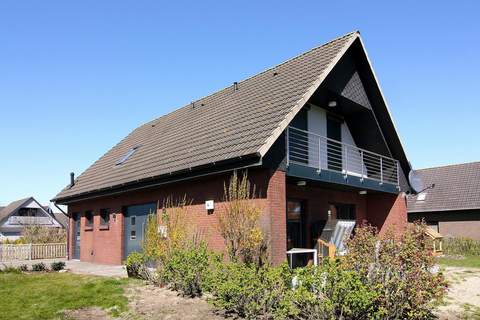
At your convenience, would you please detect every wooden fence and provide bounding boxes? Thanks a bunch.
[0,243,67,261]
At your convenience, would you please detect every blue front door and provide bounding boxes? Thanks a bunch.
[73,213,81,259]
[124,203,156,258]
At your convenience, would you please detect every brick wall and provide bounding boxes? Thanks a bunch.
[67,168,285,265]
[439,221,480,240]
[366,192,408,235]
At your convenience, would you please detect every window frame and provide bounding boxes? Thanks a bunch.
[84,210,94,230]
[99,209,110,230]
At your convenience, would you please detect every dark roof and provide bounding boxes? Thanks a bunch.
[407,162,480,213]
[54,31,410,203]
[53,212,69,228]
[0,197,31,223]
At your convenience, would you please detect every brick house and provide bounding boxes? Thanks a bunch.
[53,31,413,265]
[408,162,480,240]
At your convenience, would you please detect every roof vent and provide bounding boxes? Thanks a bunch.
[70,172,75,187]
[233,82,238,91]
[191,101,195,109]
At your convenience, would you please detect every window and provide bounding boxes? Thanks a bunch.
[131,216,136,226]
[100,209,110,229]
[18,208,38,216]
[85,211,93,229]
[116,145,141,165]
[417,193,427,201]
[130,230,136,240]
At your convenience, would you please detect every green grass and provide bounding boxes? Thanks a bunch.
[437,256,480,269]
[0,272,130,320]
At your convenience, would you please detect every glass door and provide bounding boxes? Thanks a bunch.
[287,200,304,250]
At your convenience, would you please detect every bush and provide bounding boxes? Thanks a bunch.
[31,262,47,272]
[218,171,269,266]
[282,261,378,320]
[443,237,480,256]
[207,262,292,319]
[19,225,66,244]
[0,265,22,274]
[51,261,66,271]
[160,242,220,297]
[19,264,29,272]
[343,222,447,319]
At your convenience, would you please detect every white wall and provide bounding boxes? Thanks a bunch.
[306,104,363,176]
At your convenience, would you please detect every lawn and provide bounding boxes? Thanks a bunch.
[437,255,480,269]
[0,272,130,320]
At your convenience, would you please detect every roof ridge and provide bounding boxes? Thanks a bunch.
[416,161,480,171]
[144,31,359,128]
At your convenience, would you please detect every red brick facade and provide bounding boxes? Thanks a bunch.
[67,168,406,265]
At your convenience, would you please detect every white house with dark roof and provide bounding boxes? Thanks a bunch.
[0,197,66,241]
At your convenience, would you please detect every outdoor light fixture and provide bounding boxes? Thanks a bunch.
[359,190,367,195]
[297,180,307,186]
[327,100,337,108]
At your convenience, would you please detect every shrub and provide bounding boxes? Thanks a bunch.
[343,222,448,319]
[19,264,29,272]
[282,261,378,320]
[0,265,22,274]
[207,262,292,319]
[126,252,146,278]
[443,237,480,256]
[31,262,47,272]
[51,261,66,271]
[218,171,269,266]
[160,242,220,297]
[19,225,66,244]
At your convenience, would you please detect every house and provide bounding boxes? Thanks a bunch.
[53,31,413,265]
[408,162,480,240]
[0,197,66,241]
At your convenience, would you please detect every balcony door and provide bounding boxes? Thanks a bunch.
[327,116,342,171]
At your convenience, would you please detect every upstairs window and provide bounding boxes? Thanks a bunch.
[100,209,110,229]
[85,211,93,229]
[116,145,141,165]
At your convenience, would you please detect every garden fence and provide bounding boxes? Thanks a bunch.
[0,243,67,261]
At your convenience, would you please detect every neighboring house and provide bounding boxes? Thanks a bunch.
[408,162,480,240]
[53,31,413,265]
[0,197,66,241]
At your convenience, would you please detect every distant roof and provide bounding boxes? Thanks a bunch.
[0,197,31,223]
[54,30,410,203]
[408,162,480,213]
[53,212,68,228]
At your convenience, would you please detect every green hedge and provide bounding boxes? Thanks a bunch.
[443,237,480,256]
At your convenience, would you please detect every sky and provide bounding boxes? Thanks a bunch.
[0,1,479,206]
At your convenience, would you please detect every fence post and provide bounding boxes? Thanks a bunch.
[29,243,32,260]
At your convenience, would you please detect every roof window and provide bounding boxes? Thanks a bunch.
[116,145,140,165]
[416,193,427,201]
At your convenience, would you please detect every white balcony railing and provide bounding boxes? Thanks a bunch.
[7,216,54,226]
[287,126,399,186]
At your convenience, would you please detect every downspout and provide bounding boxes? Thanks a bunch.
[54,203,70,260]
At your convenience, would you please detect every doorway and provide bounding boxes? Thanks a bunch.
[72,213,81,259]
[123,203,157,258]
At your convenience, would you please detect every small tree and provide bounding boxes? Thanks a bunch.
[218,171,268,266]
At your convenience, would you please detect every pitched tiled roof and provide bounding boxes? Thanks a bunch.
[54,32,360,201]
[0,197,31,223]
[407,162,480,213]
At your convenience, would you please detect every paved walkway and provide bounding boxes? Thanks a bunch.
[1,258,127,278]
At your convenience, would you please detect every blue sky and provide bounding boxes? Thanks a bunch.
[0,1,479,206]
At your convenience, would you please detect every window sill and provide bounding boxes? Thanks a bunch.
[99,225,109,230]
[84,226,93,231]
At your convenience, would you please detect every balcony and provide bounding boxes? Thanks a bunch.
[7,216,54,226]
[286,126,400,191]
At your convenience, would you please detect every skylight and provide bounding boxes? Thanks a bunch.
[116,146,140,165]
[416,193,427,201]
